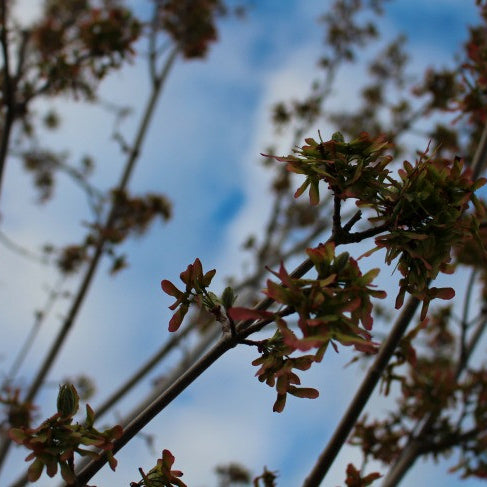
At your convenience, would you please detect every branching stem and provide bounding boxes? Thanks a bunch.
[0,47,179,473]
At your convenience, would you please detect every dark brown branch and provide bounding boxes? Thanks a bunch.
[471,122,487,179]
[459,269,477,368]
[332,194,342,235]
[71,208,386,485]
[0,0,15,201]
[74,336,233,485]
[302,295,420,487]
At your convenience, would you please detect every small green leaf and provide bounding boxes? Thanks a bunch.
[8,428,27,444]
[202,268,216,287]
[85,403,95,428]
[332,131,345,143]
[60,461,76,483]
[27,458,44,482]
[309,180,320,205]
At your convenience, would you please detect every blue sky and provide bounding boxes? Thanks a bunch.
[0,1,485,486]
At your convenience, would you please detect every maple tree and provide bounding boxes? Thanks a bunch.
[1,1,487,486]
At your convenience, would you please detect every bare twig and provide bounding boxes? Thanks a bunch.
[471,123,487,179]
[0,230,49,263]
[459,268,477,367]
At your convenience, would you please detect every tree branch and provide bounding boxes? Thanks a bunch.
[0,47,179,471]
[0,0,15,201]
[302,295,420,487]
[74,335,233,485]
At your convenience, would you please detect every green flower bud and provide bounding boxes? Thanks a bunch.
[57,384,79,418]
[334,252,350,272]
[221,286,237,309]
[331,131,345,143]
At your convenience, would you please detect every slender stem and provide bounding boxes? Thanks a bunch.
[0,229,48,263]
[0,0,15,202]
[332,194,342,236]
[302,295,420,487]
[459,269,477,367]
[471,122,487,179]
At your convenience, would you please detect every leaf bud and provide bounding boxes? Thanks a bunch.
[334,252,350,272]
[221,286,237,309]
[57,384,79,418]
[331,131,345,143]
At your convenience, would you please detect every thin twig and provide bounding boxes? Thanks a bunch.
[459,268,477,368]
[471,123,487,179]
[0,230,49,264]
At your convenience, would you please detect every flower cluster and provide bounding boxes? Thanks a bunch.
[9,384,122,484]
[275,133,485,319]
[1,388,34,430]
[371,151,485,318]
[130,449,187,487]
[266,132,392,206]
[229,242,386,411]
[31,0,141,97]
[157,0,225,58]
[161,258,218,332]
